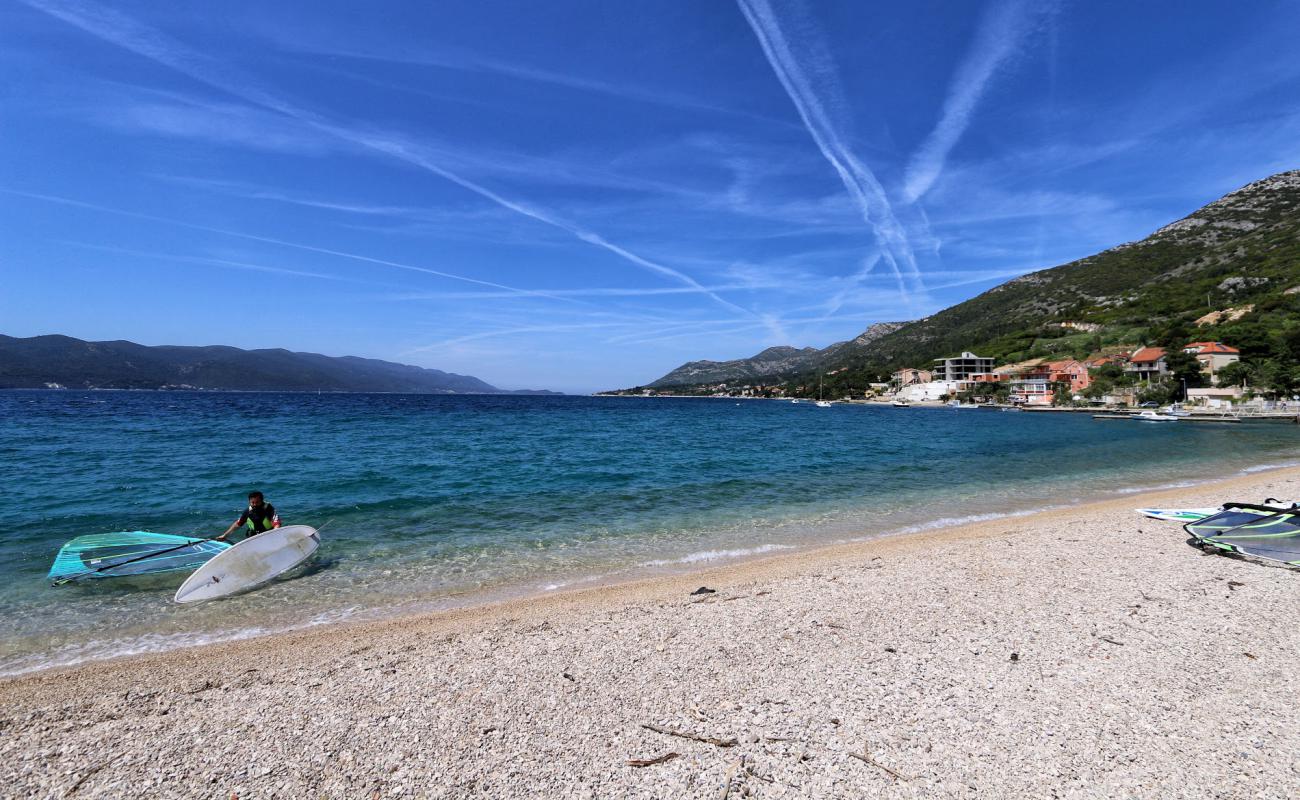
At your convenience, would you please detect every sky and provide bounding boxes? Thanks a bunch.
[2,1,1299,393]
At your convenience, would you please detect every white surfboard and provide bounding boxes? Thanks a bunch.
[174,525,319,603]
[1136,507,1221,522]
[1137,501,1298,522]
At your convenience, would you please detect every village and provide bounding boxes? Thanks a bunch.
[885,341,1250,409]
[636,339,1300,418]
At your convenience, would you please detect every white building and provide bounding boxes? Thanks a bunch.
[932,352,995,387]
[898,381,963,401]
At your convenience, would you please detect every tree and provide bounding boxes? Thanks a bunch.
[1258,361,1300,397]
[1213,360,1253,388]
[1163,350,1206,400]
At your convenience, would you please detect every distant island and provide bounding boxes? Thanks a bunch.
[0,334,560,395]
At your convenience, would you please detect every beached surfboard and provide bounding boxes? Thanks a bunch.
[1136,508,1222,522]
[1137,502,1298,522]
[173,525,319,603]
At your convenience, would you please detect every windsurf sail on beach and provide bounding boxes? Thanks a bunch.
[1139,499,1300,522]
[48,531,230,584]
[1182,503,1295,540]
[1199,508,1300,566]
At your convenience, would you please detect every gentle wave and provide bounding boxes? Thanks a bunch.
[1239,461,1300,474]
[640,543,796,567]
[0,606,362,678]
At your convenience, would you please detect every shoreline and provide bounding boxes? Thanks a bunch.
[4,459,1294,681]
[4,464,1298,684]
[4,466,1299,797]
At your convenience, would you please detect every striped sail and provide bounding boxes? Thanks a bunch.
[48,531,229,582]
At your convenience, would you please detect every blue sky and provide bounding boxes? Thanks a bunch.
[2,1,1298,393]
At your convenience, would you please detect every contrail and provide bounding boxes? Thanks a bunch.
[735,0,925,301]
[20,0,752,318]
[2,188,583,303]
[902,0,1037,203]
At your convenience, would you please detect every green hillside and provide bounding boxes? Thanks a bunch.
[626,169,1300,398]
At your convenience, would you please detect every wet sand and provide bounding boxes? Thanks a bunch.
[3,468,1299,798]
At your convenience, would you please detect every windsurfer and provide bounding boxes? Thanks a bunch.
[217,491,281,541]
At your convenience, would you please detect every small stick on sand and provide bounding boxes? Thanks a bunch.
[717,757,743,800]
[849,749,910,781]
[1091,630,1125,646]
[642,723,738,748]
[64,755,121,797]
[627,752,679,768]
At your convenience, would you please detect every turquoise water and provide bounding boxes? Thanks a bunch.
[3,391,1298,675]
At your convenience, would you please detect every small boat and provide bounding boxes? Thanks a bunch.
[891,399,911,407]
[815,400,832,408]
[1135,410,1179,422]
[1000,406,1023,412]
[789,399,801,404]
[1161,404,1192,417]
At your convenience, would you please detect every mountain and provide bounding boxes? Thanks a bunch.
[624,168,1300,394]
[823,169,1300,374]
[645,322,908,389]
[0,335,557,394]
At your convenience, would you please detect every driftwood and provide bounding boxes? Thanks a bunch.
[642,723,737,748]
[627,752,679,768]
[849,750,910,781]
[717,757,743,800]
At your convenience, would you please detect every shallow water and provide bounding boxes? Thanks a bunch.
[3,390,1297,675]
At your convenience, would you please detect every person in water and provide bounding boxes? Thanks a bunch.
[217,491,281,541]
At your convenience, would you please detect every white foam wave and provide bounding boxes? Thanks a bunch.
[1239,461,1300,474]
[886,508,1045,536]
[640,543,795,568]
[1114,480,1200,494]
[0,606,361,678]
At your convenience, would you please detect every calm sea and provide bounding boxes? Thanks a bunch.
[3,390,1298,675]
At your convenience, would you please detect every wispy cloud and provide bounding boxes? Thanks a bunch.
[735,0,926,303]
[385,283,781,302]
[3,188,584,304]
[61,241,386,284]
[21,0,754,319]
[901,0,1046,203]
[282,43,783,125]
[107,98,337,156]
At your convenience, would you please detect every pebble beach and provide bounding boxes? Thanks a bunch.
[3,468,1299,799]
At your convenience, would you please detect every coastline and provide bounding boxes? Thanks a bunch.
[4,466,1299,796]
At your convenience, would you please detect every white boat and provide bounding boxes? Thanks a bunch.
[789,399,801,404]
[891,399,911,407]
[815,374,831,407]
[1160,404,1192,417]
[1135,410,1179,422]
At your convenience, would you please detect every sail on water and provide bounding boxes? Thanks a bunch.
[48,531,230,585]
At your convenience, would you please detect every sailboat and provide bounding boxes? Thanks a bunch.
[815,375,832,407]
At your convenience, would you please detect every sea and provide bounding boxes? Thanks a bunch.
[3,390,1298,676]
